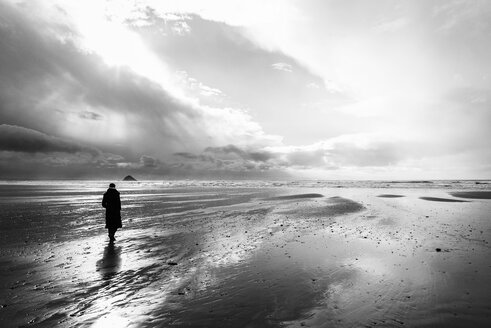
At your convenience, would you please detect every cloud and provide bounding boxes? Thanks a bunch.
[373,17,409,33]
[0,0,489,179]
[0,124,138,178]
[174,151,215,162]
[78,111,103,120]
[170,20,192,35]
[140,155,158,168]
[433,1,491,33]
[173,145,279,172]
[175,71,224,100]
[199,85,223,97]
[0,124,100,156]
[446,87,490,105]
[327,142,402,167]
[172,136,408,173]
[174,152,201,160]
[0,1,279,164]
[284,148,327,168]
[306,82,321,89]
[271,62,293,72]
[204,145,274,162]
[128,10,347,142]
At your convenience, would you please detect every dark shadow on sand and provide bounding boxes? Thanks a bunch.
[390,180,433,184]
[450,191,491,199]
[96,242,122,279]
[269,193,324,200]
[277,196,365,217]
[377,194,405,198]
[419,196,469,203]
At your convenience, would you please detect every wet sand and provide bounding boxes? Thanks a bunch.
[377,194,405,198]
[450,191,491,199]
[1,182,491,327]
[419,196,469,203]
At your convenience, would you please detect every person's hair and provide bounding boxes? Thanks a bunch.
[109,183,116,188]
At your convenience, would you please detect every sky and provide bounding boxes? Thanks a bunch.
[0,0,490,180]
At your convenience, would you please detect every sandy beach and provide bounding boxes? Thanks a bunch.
[1,181,491,327]
[3,0,491,326]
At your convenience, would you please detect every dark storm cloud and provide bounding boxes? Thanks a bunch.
[140,155,158,168]
[0,1,291,178]
[4,1,487,179]
[0,124,100,156]
[173,145,280,172]
[1,1,298,172]
[174,152,215,162]
[174,152,200,160]
[0,1,206,154]
[204,145,274,162]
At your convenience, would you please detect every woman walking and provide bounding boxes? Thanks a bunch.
[102,183,122,242]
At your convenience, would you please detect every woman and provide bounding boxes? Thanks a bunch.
[102,183,122,242]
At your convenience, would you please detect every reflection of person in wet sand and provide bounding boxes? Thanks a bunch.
[102,183,122,242]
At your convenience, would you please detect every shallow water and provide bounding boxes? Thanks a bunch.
[0,181,491,327]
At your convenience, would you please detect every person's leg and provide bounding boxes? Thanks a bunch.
[108,228,117,241]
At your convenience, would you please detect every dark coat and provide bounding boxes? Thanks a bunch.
[102,188,122,229]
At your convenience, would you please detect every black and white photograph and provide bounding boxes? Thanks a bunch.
[1,0,491,327]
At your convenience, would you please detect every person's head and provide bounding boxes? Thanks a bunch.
[109,183,116,188]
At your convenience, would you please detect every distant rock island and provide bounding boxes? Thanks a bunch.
[123,175,137,181]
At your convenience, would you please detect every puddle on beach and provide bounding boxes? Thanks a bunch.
[1,184,491,327]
